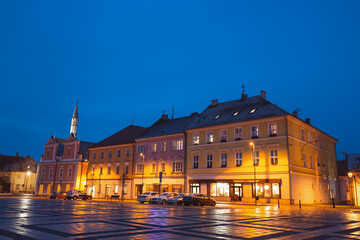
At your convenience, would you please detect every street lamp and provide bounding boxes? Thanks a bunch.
[250,141,257,205]
[140,153,145,194]
[348,172,358,206]
[25,168,31,193]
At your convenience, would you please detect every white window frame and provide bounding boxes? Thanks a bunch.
[67,168,72,178]
[268,122,277,137]
[252,150,259,166]
[160,162,166,173]
[193,133,200,145]
[220,129,227,142]
[206,154,212,168]
[151,163,156,173]
[250,125,259,139]
[172,161,183,173]
[136,163,144,174]
[172,140,183,151]
[161,141,166,152]
[301,128,305,141]
[221,153,227,167]
[235,152,242,167]
[206,131,213,143]
[193,155,199,168]
[137,144,145,154]
[269,149,278,165]
[234,127,242,141]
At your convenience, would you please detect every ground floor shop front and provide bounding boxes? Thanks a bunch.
[133,177,185,196]
[85,179,133,199]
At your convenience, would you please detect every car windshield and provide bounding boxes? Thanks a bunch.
[160,193,169,196]
[143,192,151,195]
[176,193,185,197]
[187,193,199,197]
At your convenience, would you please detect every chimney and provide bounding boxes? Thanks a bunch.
[211,99,218,106]
[292,111,298,118]
[191,112,198,116]
[305,118,311,125]
[16,152,19,157]
[260,90,266,100]
[161,113,168,120]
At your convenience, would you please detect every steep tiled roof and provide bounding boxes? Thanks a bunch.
[137,114,199,139]
[187,95,289,130]
[0,154,37,172]
[91,125,147,148]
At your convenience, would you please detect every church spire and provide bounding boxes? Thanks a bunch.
[70,100,79,138]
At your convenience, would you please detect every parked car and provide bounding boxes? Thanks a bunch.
[149,192,177,204]
[66,190,92,200]
[137,192,159,203]
[183,193,216,206]
[49,191,67,200]
[166,193,188,205]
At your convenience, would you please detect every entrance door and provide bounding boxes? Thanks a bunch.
[233,187,243,200]
[135,184,143,195]
[105,185,110,197]
[243,184,252,198]
[39,185,43,195]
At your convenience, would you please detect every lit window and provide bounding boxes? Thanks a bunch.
[193,155,199,168]
[172,161,183,172]
[270,149,278,165]
[207,154,212,168]
[250,108,256,114]
[234,128,242,140]
[136,164,144,174]
[210,183,230,197]
[272,183,280,198]
[152,143,157,153]
[251,125,259,139]
[220,129,227,142]
[152,163,156,173]
[214,114,221,119]
[252,151,259,165]
[161,141,166,152]
[221,153,227,167]
[233,111,239,116]
[114,185,118,194]
[206,132,213,143]
[193,133,200,145]
[269,123,277,137]
[235,152,242,167]
[160,163,165,172]
[173,140,183,150]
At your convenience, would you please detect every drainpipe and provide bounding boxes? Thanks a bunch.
[285,115,293,204]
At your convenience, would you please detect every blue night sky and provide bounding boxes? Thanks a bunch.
[0,1,359,162]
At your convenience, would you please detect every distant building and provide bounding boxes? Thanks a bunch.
[185,91,338,204]
[337,154,360,205]
[86,125,147,199]
[0,153,37,194]
[35,102,94,195]
[133,113,198,196]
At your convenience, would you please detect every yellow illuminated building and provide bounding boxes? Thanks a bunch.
[185,91,338,204]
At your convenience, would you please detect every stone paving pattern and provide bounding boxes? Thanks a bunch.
[0,197,359,239]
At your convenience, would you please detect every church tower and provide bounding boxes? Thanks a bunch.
[70,100,79,138]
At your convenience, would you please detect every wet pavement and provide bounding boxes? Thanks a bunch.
[0,197,359,239]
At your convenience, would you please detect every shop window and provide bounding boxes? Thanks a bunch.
[255,183,263,197]
[272,183,280,198]
[264,183,271,198]
[210,183,230,197]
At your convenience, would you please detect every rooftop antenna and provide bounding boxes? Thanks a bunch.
[241,84,247,99]
[132,108,135,125]
[171,105,175,119]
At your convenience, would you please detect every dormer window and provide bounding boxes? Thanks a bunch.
[233,111,239,116]
[199,117,205,122]
[214,114,221,119]
[250,108,256,114]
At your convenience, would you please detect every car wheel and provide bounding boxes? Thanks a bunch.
[88,196,92,200]
[177,201,182,206]
[162,200,166,205]
[140,202,144,204]
[73,196,77,200]
[197,201,202,206]
[211,201,216,206]
[55,196,59,200]
[184,203,189,206]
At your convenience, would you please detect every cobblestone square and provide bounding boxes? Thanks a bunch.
[0,197,359,239]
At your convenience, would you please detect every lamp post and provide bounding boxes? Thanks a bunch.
[140,153,145,194]
[348,172,358,206]
[250,142,257,205]
[53,154,61,194]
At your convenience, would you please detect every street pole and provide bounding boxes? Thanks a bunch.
[250,142,257,205]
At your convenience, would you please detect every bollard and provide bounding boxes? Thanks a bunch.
[278,199,280,208]
[332,198,335,208]
[299,200,301,209]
